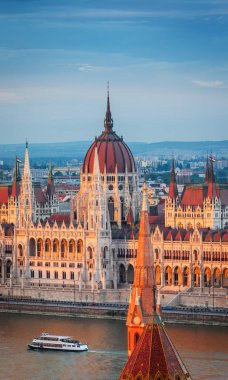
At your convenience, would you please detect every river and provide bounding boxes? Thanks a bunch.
[0,313,227,380]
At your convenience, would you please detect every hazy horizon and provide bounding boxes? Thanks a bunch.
[0,0,228,144]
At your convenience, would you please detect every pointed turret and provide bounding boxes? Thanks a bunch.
[126,181,155,356]
[47,162,55,198]
[104,85,113,132]
[207,158,217,199]
[11,157,21,197]
[22,140,31,183]
[23,140,30,177]
[205,156,210,184]
[19,141,33,224]
[168,158,178,199]
[93,145,101,176]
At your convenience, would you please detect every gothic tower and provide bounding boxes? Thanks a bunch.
[126,181,155,357]
[19,141,33,226]
[165,158,178,227]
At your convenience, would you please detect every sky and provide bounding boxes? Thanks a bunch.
[0,0,228,144]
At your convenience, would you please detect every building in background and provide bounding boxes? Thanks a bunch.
[165,157,228,229]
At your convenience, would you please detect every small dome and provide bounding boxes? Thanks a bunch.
[83,93,136,174]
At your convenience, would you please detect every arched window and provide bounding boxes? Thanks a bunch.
[119,264,126,283]
[194,267,200,287]
[45,239,51,253]
[183,267,189,286]
[165,266,172,285]
[61,239,67,258]
[127,264,134,284]
[29,238,36,257]
[77,239,83,254]
[108,197,114,222]
[53,239,59,253]
[18,244,23,257]
[69,239,75,254]
[155,266,161,285]
[37,238,43,257]
[204,267,211,287]
[120,197,124,221]
[155,248,159,260]
[134,333,140,345]
[6,260,12,278]
[174,266,181,286]
[87,247,93,260]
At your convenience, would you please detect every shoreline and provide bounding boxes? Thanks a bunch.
[0,301,227,326]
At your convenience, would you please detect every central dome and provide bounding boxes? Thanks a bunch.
[83,93,136,174]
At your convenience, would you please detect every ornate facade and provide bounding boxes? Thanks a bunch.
[0,144,59,225]
[165,158,228,229]
[0,93,227,305]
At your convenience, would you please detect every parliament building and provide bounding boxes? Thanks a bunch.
[0,93,227,307]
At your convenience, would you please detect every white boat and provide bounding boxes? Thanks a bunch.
[28,332,88,352]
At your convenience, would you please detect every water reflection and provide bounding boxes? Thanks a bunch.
[0,313,227,380]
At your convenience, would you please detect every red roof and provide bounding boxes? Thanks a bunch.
[34,187,46,204]
[11,182,20,197]
[181,185,206,206]
[222,232,228,242]
[83,133,135,174]
[48,214,71,224]
[149,215,164,226]
[213,231,221,242]
[118,322,191,380]
[0,186,10,204]
[83,93,135,174]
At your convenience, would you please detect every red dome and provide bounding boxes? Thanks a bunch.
[83,94,136,174]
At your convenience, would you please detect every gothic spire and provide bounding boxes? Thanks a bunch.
[48,162,53,182]
[207,158,217,199]
[23,140,31,178]
[126,181,155,356]
[118,180,192,380]
[205,156,210,184]
[13,157,21,182]
[11,157,21,197]
[104,83,113,132]
[168,158,178,199]
[47,162,55,198]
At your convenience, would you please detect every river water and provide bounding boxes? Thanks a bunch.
[0,313,227,380]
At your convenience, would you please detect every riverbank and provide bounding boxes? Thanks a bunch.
[0,298,227,325]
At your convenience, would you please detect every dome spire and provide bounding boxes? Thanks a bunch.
[104,82,113,132]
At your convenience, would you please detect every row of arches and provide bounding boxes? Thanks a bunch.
[155,248,228,262]
[117,248,137,259]
[119,264,134,284]
[0,259,12,282]
[28,238,83,259]
[155,265,228,288]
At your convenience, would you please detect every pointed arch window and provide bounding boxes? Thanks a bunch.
[108,197,114,221]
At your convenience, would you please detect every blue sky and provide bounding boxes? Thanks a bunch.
[0,0,228,143]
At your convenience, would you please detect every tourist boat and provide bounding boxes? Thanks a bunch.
[28,332,88,352]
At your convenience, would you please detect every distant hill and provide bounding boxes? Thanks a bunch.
[0,140,228,161]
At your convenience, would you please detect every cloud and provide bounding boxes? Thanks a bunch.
[1,6,228,23]
[0,89,19,102]
[77,64,97,71]
[192,80,225,89]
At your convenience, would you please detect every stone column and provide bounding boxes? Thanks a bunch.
[161,264,165,287]
[189,266,193,288]
[200,266,204,293]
